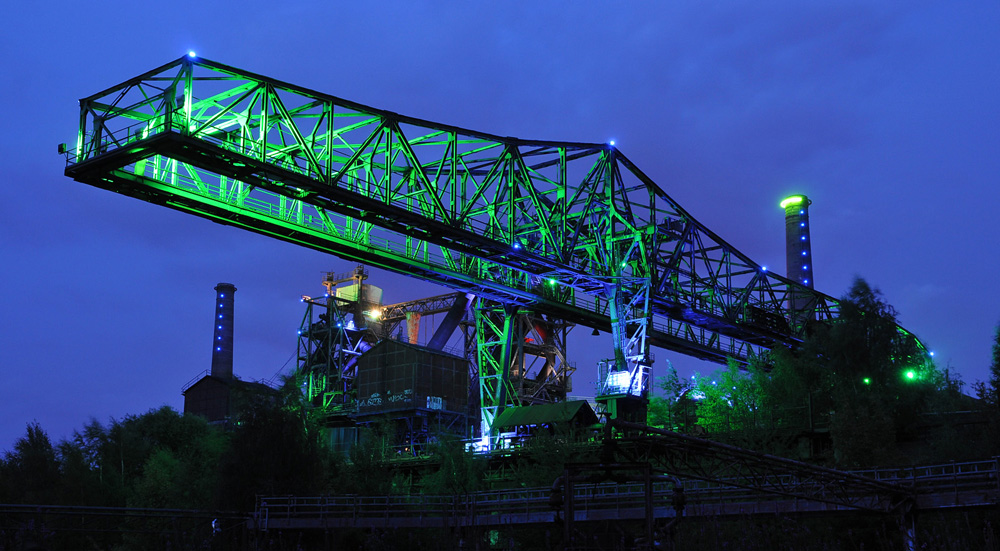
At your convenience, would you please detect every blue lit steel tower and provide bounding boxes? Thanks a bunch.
[211,283,236,379]
[780,195,815,318]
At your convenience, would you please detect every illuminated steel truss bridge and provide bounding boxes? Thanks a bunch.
[65,55,852,437]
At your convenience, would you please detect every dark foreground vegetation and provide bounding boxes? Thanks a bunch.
[4,278,1000,550]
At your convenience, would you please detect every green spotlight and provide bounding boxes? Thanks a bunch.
[548,278,557,286]
[862,377,871,385]
[780,195,805,209]
[905,370,916,380]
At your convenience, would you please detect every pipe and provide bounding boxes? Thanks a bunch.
[427,293,474,350]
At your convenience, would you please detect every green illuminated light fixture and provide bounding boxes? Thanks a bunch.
[780,195,805,209]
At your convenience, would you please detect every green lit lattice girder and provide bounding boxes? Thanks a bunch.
[476,304,519,438]
[65,56,855,435]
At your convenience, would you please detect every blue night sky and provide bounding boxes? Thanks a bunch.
[1,1,998,452]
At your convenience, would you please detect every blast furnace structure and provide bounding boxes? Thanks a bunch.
[296,265,576,454]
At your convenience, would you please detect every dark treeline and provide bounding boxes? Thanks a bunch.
[649,278,1000,468]
[4,277,1000,549]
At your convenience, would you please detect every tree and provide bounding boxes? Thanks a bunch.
[56,438,103,506]
[1,423,61,504]
[680,357,804,455]
[677,278,942,467]
[993,325,1000,395]
[647,362,699,433]
[218,380,327,509]
[420,435,486,495]
[340,418,401,495]
[975,324,1000,408]
[969,323,1000,457]
[774,277,937,467]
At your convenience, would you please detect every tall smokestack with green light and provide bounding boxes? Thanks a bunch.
[780,195,815,318]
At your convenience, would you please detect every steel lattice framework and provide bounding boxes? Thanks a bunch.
[64,56,844,435]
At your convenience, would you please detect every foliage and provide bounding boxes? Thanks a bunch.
[647,362,699,433]
[4,276,1000,549]
[974,324,1000,408]
[661,277,951,468]
[993,325,1000,397]
[218,378,327,510]
[419,434,487,495]
[819,278,938,466]
[507,428,599,488]
[0,422,61,504]
[340,418,401,495]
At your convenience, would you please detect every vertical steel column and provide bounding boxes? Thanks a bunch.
[603,277,652,396]
[475,303,519,443]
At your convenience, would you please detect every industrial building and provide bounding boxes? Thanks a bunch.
[182,266,583,454]
[183,283,277,426]
[294,265,580,454]
[183,195,827,452]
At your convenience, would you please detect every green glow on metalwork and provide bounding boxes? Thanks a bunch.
[780,196,805,209]
[69,58,934,443]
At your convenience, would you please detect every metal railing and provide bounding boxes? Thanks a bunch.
[256,458,1000,530]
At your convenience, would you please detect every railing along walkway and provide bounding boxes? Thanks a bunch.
[256,459,1000,530]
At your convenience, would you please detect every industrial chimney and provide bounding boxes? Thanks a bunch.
[780,195,815,318]
[210,283,236,379]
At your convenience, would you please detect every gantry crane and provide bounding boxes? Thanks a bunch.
[64,55,865,439]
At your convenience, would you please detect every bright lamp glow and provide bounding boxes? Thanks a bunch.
[605,370,641,395]
[780,195,805,209]
[188,51,197,58]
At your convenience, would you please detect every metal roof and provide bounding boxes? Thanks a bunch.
[492,400,598,430]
